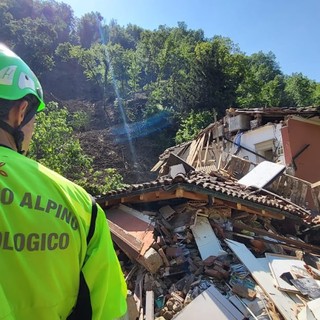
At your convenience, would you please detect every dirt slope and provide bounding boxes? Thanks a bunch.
[64,99,159,184]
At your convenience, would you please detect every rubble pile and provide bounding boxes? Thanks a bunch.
[97,153,320,319]
[114,200,320,320]
[95,107,320,319]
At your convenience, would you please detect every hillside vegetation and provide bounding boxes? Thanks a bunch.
[1,0,319,192]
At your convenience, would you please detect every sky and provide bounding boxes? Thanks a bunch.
[60,0,320,82]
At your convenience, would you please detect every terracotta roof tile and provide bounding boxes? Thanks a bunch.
[97,170,311,221]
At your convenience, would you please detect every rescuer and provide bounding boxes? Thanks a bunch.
[0,44,127,319]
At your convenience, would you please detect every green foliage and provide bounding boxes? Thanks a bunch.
[284,73,317,107]
[236,51,285,108]
[77,12,103,48]
[313,83,320,106]
[77,168,125,195]
[1,0,77,75]
[28,102,124,194]
[69,110,90,131]
[191,36,245,115]
[127,50,142,93]
[55,42,74,62]
[107,43,131,94]
[68,43,107,98]
[106,20,142,49]
[175,110,214,144]
[8,17,57,74]
[29,102,92,181]
[0,1,13,39]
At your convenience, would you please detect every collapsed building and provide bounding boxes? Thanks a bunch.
[96,107,320,320]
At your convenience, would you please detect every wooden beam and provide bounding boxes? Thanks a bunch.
[203,130,212,166]
[103,189,209,205]
[195,134,206,168]
[219,199,285,220]
[175,188,209,201]
[233,220,320,254]
[136,192,174,202]
[186,139,198,164]
[175,188,184,197]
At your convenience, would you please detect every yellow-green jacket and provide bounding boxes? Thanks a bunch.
[0,146,127,319]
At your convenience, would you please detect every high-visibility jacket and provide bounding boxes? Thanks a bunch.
[0,146,127,319]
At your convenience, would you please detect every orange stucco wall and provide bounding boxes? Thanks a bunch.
[281,118,320,183]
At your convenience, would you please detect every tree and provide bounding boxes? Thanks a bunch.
[137,23,205,118]
[175,110,214,144]
[236,51,285,108]
[35,0,76,45]
[313,83,320,106]
[29,102,124,193]
[125,23,144,47]
[136,26,171,84]
[29,102,92,181]
[67,43,108,99]
[5,0,33,20]
[105,20,141,49]
[0,0,14,41]
[1,0,77,76]
[106,43,131,94]
[77,11,103,49]
[284,73,317,107]
[191,36,245,115]
[127,49,142,93]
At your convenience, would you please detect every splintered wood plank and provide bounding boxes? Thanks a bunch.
[269,174,311,207]
[226,239,297,320]
[299,182,309,206]
[195,134,206,168]
[145,291,154,320]
[290,178,300,204]
[272,175,282,191]
[203,130,212,166]
[187,134,205,167]
[186,139,199,164]
[311,184,320,212]
[283,175,293,199]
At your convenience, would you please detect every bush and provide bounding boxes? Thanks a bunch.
[29,101,125,194]
[175,110,214,144]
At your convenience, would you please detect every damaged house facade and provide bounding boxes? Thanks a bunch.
[153,107,320,211]
[96,107,320,320]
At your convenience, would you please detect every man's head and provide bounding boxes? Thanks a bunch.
[0,44,45,153]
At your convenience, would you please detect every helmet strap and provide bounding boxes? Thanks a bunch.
[0,106,37,154]
[0,120,24,153]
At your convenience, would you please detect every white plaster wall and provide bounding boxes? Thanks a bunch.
[229,124,285,164]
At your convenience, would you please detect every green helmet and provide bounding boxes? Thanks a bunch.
[0,43,45,112]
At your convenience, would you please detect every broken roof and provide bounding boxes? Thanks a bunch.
[153,106,320,169]
[225,106,320,117]
[96,170,312,223]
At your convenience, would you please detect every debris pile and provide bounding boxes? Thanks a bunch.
[109,200,320,320]
[97,156,320,319]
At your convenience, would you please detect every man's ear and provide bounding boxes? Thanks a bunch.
[8,100,29,127]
